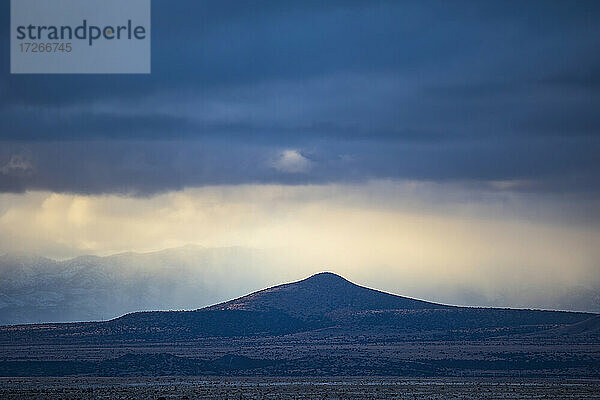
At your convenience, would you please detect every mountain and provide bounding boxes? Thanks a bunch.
[0,272,598,377]
[109,272,591,339]
[206,272,448,316]
[0,272,593,344]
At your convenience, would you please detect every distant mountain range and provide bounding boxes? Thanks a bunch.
[0,246,289,324]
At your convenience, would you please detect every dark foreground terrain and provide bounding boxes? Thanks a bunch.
[1,377,599,400]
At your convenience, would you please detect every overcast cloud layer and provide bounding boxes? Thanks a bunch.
[1,0,599,195]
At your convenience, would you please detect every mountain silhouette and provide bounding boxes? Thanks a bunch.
[206,272,448,317]
[0,272,594,344]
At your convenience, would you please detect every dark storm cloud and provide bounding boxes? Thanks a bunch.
[1,0,599,194]
[1,136,597,196]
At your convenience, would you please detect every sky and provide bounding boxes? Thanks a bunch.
[1,1,599,310]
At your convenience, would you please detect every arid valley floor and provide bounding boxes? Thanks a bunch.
[1,377,600,399]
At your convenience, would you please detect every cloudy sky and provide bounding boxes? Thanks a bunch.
[1,1,599,310]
